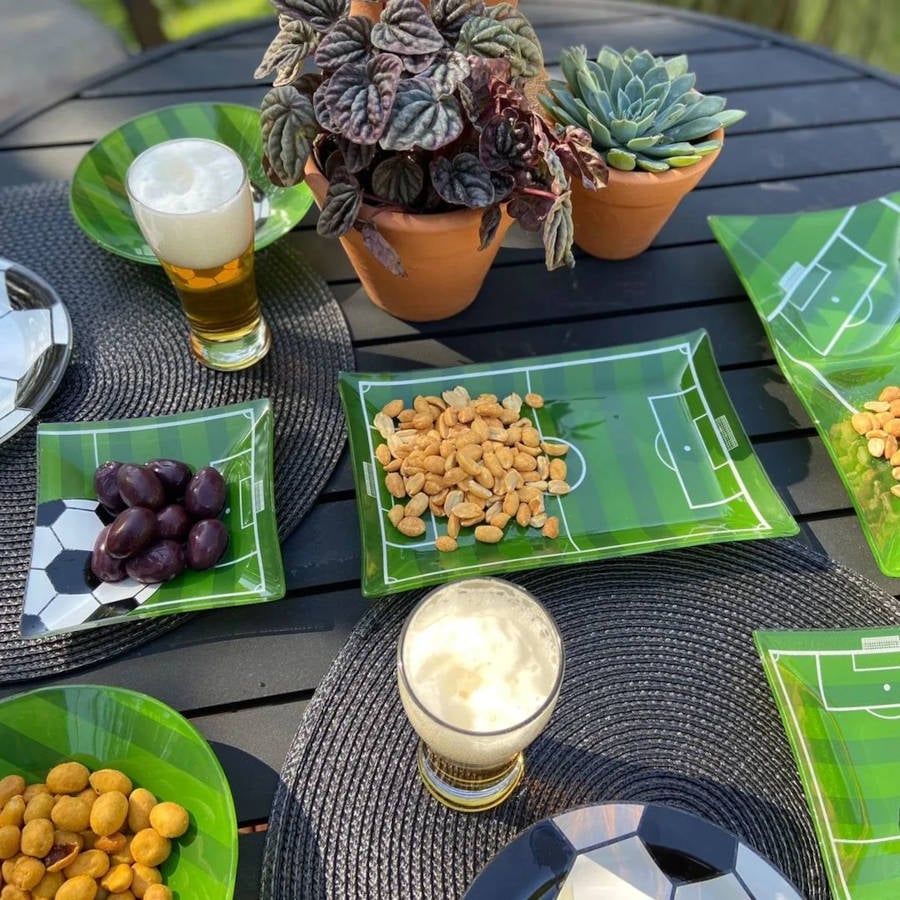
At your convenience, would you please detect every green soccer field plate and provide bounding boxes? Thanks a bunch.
[0,684,238,898]
[69,102,314,264]
[21,399,285,637]
[710,193,900,576]
[339,330,797,597]
[756,627,900,900]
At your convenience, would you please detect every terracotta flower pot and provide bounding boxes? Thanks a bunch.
[349,0,383,20]
[570,128,724,260]
[305,158,513,321]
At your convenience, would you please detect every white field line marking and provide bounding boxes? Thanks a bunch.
[815,653,900,714]
[525,369,581,552]
[879,196,900,213]
[770,651,851,900]
[767,206,857,321]
[686,352,769,530]
[775,341,857,415]
[41,409,246,435]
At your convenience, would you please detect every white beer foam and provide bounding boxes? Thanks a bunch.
[127,139,253,270]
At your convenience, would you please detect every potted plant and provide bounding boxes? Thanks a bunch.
[255,0,606,321]
[538,46,746,260]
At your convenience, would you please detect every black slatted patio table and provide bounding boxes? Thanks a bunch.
[0,2,898,897]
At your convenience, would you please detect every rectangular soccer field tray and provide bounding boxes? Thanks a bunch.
[339,330,797,597]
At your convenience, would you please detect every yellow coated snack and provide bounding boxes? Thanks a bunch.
[0,763,189,899]
[126,789,157,834]
[90,769,133,796]
[46,762,90,795]
[130,829,171,867]
[90,791,129,837]
[147,802,189,839]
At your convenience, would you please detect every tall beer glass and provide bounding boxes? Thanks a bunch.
[397,577,564,812]
[126,138,270,371]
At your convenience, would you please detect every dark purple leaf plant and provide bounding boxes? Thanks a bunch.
[256,0,607,274]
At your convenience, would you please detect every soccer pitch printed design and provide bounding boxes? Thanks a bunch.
[757,628,900,900]
[339,330,797,597]
[711,193,900,575]
[21,400,284,637]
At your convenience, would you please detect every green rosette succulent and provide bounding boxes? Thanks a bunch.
[539,45,746,173]
[254,0,607,272]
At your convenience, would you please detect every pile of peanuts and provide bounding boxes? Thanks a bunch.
[0,762,188,900]
[849,385,900,500]
[372,386,571,552]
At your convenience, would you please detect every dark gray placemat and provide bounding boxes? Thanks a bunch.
[0,180,354,682]
[262,539,900,900]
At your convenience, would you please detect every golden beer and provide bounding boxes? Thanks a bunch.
[126,138,270,370]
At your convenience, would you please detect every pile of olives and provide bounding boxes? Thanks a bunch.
[91,459,229,585]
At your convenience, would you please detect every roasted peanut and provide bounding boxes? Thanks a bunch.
[435,536,458,553]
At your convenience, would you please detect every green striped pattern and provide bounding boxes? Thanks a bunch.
[0,685,237,899]
[69,103,313,264]
[710,193,900,575]
[756,628,900,900]
[339,330,797,597]
[33,399,284,627]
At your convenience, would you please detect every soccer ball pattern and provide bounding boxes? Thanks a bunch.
[22,499,161,637]
[464,803,803,899]
[0,260,72,443]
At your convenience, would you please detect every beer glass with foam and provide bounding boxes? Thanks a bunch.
[126,138,270,370]
[397,577,564,812]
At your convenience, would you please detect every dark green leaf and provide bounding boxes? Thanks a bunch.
[255,19,320,87]
[432,0,484,42]
[430,153,494,207]
[401,51,437,74]
[357,221,406,276]
[317,167,363,236]
[479,204,501,250]
[313,79,335,130]
[483,4,543,77]
[275,0,349,32]
[336,135,377,172]
[371,155,425,204]
[423,50,470,95]
[314,15,372,69]
[371,0,444,55]
[260,85,318,185]
[543,192,574,271]
[380,78,464,151]
[325,53,403,144]
[456,16,517,68]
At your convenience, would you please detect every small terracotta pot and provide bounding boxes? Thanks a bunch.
[349,0,383,19]
[570,128,724,260]
[305,158,513,321]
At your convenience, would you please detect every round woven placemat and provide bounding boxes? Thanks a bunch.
[0,180,354,683]
[262,539,900,900]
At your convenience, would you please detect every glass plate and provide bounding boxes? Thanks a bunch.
[21,399,285,637]
[0,259,72,445]
[464,802,802,899]
[338,329,797,597]
[755,627,900,900]
[0,684,237,899]
[69,102,314,264]
[709,193,900,575]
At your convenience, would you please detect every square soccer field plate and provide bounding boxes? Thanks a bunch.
[756,627,900,900]
[21,399,285,637]
[339,329,797,597]
[710,193,900,576]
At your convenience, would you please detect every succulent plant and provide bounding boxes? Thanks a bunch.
[538,46,746,173]
[255,0,607,272]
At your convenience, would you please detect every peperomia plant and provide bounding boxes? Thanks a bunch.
[255,0,607,273]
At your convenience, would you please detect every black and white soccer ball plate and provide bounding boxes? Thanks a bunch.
[464,803,803,900]
[21,498,161,637]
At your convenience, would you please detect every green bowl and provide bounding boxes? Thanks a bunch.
[0,685,238,898]
[69,102,314,264]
